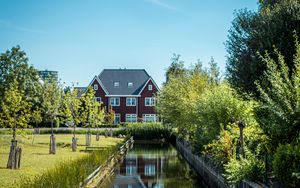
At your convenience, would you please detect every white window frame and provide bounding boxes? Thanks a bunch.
[126,114,137,123]
[126,97,136,106]
[113,81,120,87]
[143,114,156,122]
[110,97,120,106]
[144,164,156,176]
[94,84,98,90]
[114,113,121,124]
[128,82,133,87]
[148,84,153,91]
[95,97,101,103]
[145,97,155,106]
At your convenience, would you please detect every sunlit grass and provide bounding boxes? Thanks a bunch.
[0,134,122,188]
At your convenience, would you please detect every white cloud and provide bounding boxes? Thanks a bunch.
[145,0,178,11]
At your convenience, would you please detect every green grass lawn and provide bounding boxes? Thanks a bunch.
[0,134,123,188]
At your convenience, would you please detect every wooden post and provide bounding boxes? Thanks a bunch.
[96,132,100,141]
[72,136,77,152]
[50,134,56,154]
[109,128,113,137]
[86,129,91,146]
[105,129,108,138]
[7,139,17,169]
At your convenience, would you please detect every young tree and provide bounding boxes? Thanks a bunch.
[41,78,62,154]
[79,87,96,146]
[0,84,31,169]
[94,105,105,141]
[65,87,81,151]
[165,54,186,83]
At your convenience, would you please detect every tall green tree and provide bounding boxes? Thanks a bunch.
[165,54,186,83]
[255,42,300,148]
[41,78,62,154]
[226,0,300,96]
[0,84,32,169]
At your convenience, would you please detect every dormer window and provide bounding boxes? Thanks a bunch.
[94,84,98,90]
[128,82,133,87]
[114,82,120,87]
[148,84,153,91]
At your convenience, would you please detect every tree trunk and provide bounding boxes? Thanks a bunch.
[72,136,77,152]
[49,134,56,154]
[96,132,100,141]
[86,128,91,146]
[7,139,22,169]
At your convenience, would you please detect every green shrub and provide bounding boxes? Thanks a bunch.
[117,123,172,140]
[273,144,300,187]
[224,151,265,184]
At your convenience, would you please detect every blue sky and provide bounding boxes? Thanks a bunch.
[0,0,258,87]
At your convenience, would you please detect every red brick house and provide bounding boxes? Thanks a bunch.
[83,69,159,124]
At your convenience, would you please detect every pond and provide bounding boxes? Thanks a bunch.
[112,143,209,188]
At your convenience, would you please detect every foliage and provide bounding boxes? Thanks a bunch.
[79,87,97,128]
[272,144,300,187]
[104,106,115,124]
[157,58,219,139]
[194,83,260,151]
[255,40,300,148]
[165,53,186,83]
[0,84,32,133]
[0,46,41,105]
[118,123,172,140]
[224,151,265,184]
[226,0,300,96]
[65,87,81,129]
[41,78,62,125]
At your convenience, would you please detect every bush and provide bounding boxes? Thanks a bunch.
[116,123,172,140]
[273,144,300,187]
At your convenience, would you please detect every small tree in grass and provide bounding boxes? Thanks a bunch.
[31,107,42,145]
[65,87,81,151]
[79,87,96,146]
[41,78,62,154]
[94,104,105,141]
[0,84,31,169]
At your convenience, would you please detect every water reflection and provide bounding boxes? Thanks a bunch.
[113,143,208,188]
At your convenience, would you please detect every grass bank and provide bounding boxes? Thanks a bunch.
[0,134,122,187]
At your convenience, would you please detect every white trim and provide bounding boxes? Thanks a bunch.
[114,113,121,124]
[143,114,157,122]
[145,97,155,106]
[110,97,120,106]
[87,76,109,95]
[125,114,137,123]
[126,97,137,106]
[106,95,141,97]
[138,77,160,95]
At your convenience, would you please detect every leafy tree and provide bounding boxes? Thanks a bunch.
[165,53,186,83]
[94,104,105,141]
[226,0,300,96]
[79,87,97,146]
[41,78,62,154]
[65,87,81,151]
[0,84,31,169]
[105,106,115,125]
[0,46,41,107]
[255,40,300,149]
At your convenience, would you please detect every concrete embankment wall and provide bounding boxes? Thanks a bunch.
[175,138,265,188]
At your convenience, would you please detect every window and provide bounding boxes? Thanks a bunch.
[144,164,156,176]
[126,98,136,106]
[148,84,153,91]
[128,82,133,87]
[126,165,137,175]
[114,81,120,87]
[143,114,156,122]
[126,114,137,123]
[93,84,98,90]
[110,97,120,106]
[95,97,101,103]
[114,114,121,124]
[145,97,155,106]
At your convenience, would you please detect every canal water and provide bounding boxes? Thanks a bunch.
[112,143,208,188]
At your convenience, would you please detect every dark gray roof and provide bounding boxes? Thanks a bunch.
[98,69,150,95]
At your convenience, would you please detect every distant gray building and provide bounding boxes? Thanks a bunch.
[39,70,58,82]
